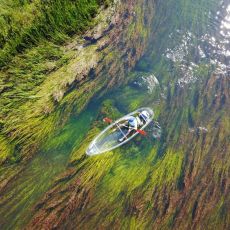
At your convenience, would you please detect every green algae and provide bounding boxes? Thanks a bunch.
[148,149,183,186]
[0,26,101,165]
[0,135,13,164]
[0,0,108,66]
[56,90,184,228]
[0,0,113,165]
[0,104,97,229]
[0,0,230,228]
[207,197,229,227]
[60,0,229,227]
[96,145,157,202]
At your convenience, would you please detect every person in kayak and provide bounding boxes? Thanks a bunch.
[118,116,138,142]
[118,110,150,142]
[138,110,150,124]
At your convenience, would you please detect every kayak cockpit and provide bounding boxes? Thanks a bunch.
[86,107,154,156]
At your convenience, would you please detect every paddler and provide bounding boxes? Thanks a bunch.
[118,110,150,142]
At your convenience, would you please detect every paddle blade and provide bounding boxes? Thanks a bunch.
[137,129,147,136]
[103,117,113,123]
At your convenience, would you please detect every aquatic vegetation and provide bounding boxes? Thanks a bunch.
[0,0,110,66]
[0,0,230,229]
[1,0,159,226]
[0,0,105,164]
[0,135,13,164]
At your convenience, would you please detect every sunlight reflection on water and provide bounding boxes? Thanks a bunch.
[164,2,230,83]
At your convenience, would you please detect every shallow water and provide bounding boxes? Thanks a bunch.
[0,107,97,229]
[1,0,229,228]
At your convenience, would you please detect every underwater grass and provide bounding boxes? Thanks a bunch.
[0,0,119,166]
[0,0,109,66]
[1,0,229,228]
[0,0,111,165]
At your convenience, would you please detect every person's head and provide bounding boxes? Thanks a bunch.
[139,110,150,121]
[128,116,136,127]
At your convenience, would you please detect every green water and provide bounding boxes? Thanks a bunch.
[1,0,229,228]
[0,107,97,229]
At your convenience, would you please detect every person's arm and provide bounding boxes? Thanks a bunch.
[113,120,128,133]
[120,120,128,128]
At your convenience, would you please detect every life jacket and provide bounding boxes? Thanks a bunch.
[128,116,138,129]
[139,110,150,123]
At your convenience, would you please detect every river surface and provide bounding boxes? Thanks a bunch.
[0,0,229,229]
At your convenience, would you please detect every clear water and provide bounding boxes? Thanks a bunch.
[0,107,97,229]
[0,0,229,228]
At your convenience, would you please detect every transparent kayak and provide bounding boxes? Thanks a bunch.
[86,107,154,156]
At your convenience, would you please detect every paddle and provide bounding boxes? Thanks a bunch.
[103,117,113,123]
[103,117,147,136]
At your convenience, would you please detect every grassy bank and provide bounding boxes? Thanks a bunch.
[0,0,110,66]
[0,0,111,165]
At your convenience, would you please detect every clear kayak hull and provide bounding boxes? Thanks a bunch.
[86,107,154,156]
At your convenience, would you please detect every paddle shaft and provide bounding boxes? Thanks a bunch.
[115,123,127,139]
